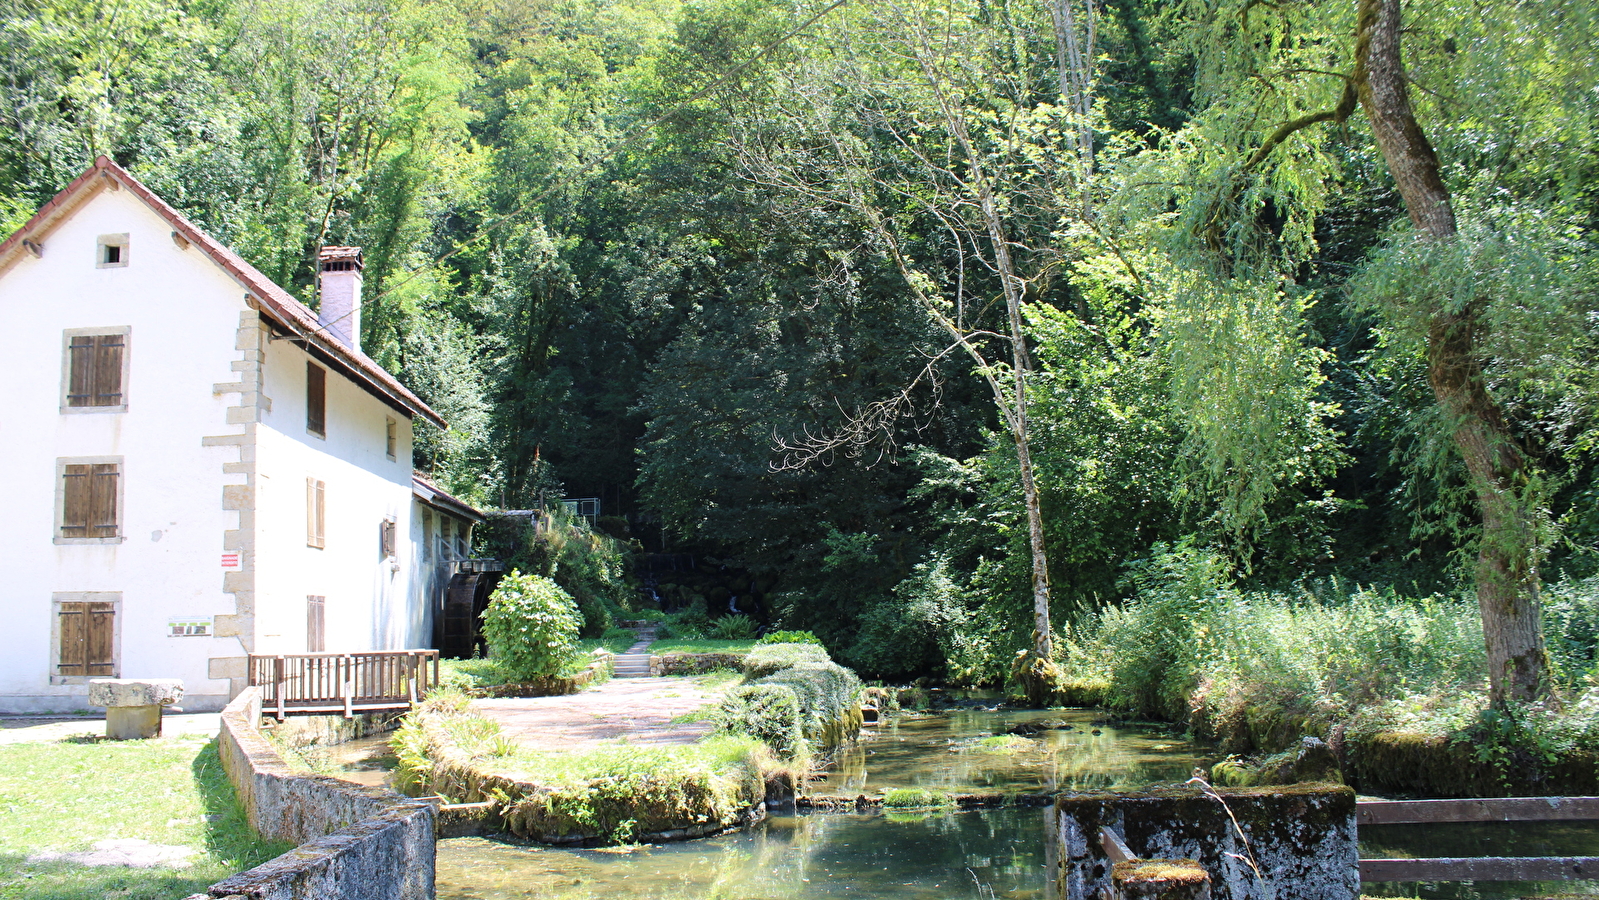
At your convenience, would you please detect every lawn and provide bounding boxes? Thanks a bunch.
[0,732,291,900]
[646,639,757,654]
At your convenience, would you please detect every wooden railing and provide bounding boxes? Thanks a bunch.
[1359,796,1599,882]
[247,650,440,719]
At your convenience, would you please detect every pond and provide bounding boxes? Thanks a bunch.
[433,706,1209,900]
[327,706,1599,899]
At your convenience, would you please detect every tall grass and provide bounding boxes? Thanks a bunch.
[1062,542,1490,750]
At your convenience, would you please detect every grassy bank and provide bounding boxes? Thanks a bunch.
[394,685,785,844]
[1053,543,1599,796]
[0,732,291,900]
[397,642,864,844]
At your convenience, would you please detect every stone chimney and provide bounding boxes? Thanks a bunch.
[317,246,364,351]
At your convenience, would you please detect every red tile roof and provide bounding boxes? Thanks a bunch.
[0,156,446,428]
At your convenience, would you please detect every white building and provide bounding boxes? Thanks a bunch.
[0,156,480,712]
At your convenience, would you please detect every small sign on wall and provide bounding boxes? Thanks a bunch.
[221,552,241,569]
[169,616,213,637]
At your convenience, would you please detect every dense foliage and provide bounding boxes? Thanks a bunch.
[481,570,583,680]
[5,0,1598,702]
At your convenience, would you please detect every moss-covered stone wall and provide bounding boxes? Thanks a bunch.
[1048,784,1357,900]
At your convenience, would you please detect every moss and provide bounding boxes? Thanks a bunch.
[882,788,955,809]
[971,735,1037,754]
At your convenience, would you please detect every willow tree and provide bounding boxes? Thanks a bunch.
[1126,0,1599,704]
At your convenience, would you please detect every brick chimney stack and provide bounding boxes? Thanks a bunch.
[317,246,363,351]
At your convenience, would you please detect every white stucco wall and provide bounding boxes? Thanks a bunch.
[254,338,419,654]
[0,186,248,712]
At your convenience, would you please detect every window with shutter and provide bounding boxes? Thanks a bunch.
[381,518,397,559]
[307,596,326,652]
[61,328,129,411]
[58,459,121,542]
[55,598,118,679]
[385,417,398,460]
[307,362,326,437]
[306,478,326,548]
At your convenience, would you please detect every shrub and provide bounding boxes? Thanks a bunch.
[743,643,831,679]
[659,605,711,639]
[481,570,583,681]
[712,614,759,640]
[717,684,804,759]
[760,661,863,749]
[757,630,822,645]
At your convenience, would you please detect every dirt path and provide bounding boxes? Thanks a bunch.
[471,677,725,751]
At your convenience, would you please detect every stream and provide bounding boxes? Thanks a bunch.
[327,706,1599,899]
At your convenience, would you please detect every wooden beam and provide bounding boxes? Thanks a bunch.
[1362,857,1599,882]
[1358,797,1599,826]
[1101,826,1135,863]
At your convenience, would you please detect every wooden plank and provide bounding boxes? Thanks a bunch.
[1100,827,1135,864]
[1358,797,1599,826]
[1361,857,1599,882]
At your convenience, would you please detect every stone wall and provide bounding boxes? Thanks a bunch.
[185,687,436,900]
[649,652,745,676]
[1048,783,1358,900]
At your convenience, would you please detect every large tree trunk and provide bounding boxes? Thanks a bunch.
[1356,0,1548,704]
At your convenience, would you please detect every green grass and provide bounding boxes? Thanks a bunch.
[0,733,293,899]
[580,626,642,656]
[437,657,514,689]
[646,639,757,654]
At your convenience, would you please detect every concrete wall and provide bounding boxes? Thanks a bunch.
[193,687,435,900]
[1048,784,1358,900]
[0,185,250,712]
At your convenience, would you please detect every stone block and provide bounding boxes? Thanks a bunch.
[88,678,184,708]
[107,705,164,739]
[209,656,248,680]
[1049,784,1357,900]
[1114,859,1212,900]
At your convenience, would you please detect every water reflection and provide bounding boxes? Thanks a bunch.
[436,708,1208,898]
[437,808,1051,900]
[812,708,1207,795]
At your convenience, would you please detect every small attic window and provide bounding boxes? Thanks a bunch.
[96,234,129,268]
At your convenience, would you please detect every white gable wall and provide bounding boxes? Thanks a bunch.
[0,184,249,711]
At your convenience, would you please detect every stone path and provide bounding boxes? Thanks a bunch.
[611,626,657,678]
[472,676,721,751]
[0,712,221,744]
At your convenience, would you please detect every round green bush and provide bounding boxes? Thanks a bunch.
[481,570,583,681]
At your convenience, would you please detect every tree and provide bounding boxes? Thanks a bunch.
[732,0,1110,685]
[1138,0,1599,704]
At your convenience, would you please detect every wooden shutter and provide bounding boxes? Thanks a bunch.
[58,602,115,677]
[62,463,118,538]
[65,335,124,407]
[306,478,326,548]
[306,362,326,436]
[94,335,124,406]
[307,596,326,652]
[381,518,396,558]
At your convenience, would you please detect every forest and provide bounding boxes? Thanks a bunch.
[6,0,1599,736]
